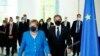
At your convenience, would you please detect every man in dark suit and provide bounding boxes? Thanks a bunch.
[16,16,21,46]
[18,16,29,46]
[23,14,30,29]
[71,14,82,56]
[44,17,54,37]
[4,17,8,23]
[0,20,7,55]
[6,17,17,56]
[47,15,72,56]
[61,17,70,30]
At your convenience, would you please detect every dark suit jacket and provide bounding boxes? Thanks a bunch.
[19,22,29,35]
[44,22,54,37]
[0,25,7,36]
[61,21,70,30]
[71,20,82,42]
[47,25,72,56]
[38,23,45,31]
[6,23,17,41]
[44,22,54,29]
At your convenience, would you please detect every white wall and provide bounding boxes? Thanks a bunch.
[59,0,100,36]
[95,0,100,36]
[18,0,41,20]
[59,0,84,25]
[17,0,100,36]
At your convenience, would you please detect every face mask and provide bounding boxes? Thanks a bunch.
[48,21,51,24]
[77,18,81,20]
[40,22,43,25]
[55,21,61,26]
[24,17,27,21]
[30,26,37,32]
[22,20,25,22]
[24,17,27,19]
[10,22,13,24]
[3,23,6,26]
[65,19,67,22]
[17,19,19,22]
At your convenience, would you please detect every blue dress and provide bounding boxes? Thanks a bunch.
[18,30,50,56]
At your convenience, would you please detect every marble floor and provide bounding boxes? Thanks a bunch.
[0,47,79,56]
[0,40,79,56]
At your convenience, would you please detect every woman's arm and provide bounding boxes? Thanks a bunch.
[18,32,26,56]
[42,31,51,56]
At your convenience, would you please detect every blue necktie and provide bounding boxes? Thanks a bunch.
[76,21,80,33]
[57,27,59,39]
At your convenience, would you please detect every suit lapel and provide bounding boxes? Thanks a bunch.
[53,26,57,39]
[59,26,64,39]
[52,26,64,40]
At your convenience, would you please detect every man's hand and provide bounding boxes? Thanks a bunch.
[8,36,13,39]
[0,31,5,34]
[66,48,72,54]
[48,54,52,56]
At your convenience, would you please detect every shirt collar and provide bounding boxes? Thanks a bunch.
[56,25,61,28]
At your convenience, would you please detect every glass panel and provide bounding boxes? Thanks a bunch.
[0,0,7,6]
[0,0,18,25]
[40,0,56,20]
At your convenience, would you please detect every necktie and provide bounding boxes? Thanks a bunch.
[57,27,59,39]
[17,22,19,27]
[76,21,80,33]
[9,24,13,35]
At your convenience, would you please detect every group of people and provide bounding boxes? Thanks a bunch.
[0,14,82,56]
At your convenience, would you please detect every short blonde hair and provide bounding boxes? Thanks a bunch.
[30,20,39,26]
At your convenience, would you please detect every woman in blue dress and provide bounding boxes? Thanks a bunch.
[18,20,51,56]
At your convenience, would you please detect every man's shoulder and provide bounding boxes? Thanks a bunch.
[49,26,55,29]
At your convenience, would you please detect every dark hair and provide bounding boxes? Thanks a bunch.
[23,14,27,17]
[54,15,62,20]
[21,17,24,20]
[10,17,13,19]
[16,16,19,19]
[48,17,51,20]
[39,19,44,23]
[3,20,7,23]
[77,14,81,17]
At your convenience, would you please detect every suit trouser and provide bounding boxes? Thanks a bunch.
[6,39,16,56]
[51,48,66,56]
[73,43,80,56]
[17,35,22,46]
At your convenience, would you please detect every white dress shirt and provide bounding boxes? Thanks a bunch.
[30,32,37,39]
[64,21,67,27]
[55,25,61,37]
